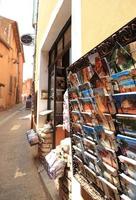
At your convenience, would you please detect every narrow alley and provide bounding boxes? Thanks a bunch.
[0,105,47,200]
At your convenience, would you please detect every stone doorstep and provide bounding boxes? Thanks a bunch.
[37,164,60,200]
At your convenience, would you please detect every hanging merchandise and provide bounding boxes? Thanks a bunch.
[26,129,39,146]
[67,18,136,200]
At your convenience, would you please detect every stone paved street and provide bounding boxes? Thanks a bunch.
[0,105,48,200]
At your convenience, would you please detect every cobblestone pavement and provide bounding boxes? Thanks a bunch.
[0,107,48,200]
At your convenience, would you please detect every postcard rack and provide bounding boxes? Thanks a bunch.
[67,18,136,200]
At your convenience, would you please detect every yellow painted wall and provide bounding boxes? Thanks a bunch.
[81,0,136,55]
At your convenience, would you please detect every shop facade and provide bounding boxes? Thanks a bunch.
[33,0,136,199]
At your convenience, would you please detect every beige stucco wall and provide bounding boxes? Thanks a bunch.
[81,0,136,55]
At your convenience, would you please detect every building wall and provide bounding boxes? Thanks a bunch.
[81,0,136,55]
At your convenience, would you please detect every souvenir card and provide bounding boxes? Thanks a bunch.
[116,114,136,136]
[120,194,131,200]
[98,161,120,187]
[73,155,86,176]
[120,173,136,200]
[68,87,79,99]
[83,138,96,155]
[71,123,83,136]
[67,71,80,87]
[77,65,94,84]
[113,92,136,115]
[78,82,93,97]
[81,112,98,126]
[111,69,136,93]
[82,125,97,141]
[95,113,115,131]
[84,165,97,185]
[88,52,109,77]
[71,111,82,123]
[72,134,83,149]
[96,145,118,169]
[118,155,136,180]
[94,88,116,114]
[95,125,116,150]
[107,43,136,75]
[84,151,98,172]
[117,134,136,161]
[79,97,95,113]
[98,176,120,200]
[70,99,80,111]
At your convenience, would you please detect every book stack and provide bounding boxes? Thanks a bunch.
[67,40,136,200]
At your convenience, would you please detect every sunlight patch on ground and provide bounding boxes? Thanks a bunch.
[19,114,31,120]
[10,124,21,131]
[14,168,26,178]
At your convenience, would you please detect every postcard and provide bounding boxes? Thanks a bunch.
[84,165,97,185]
[96,145,118,169]
[71,123,83,136]
[95,113,115,131]
[118,155,136,180]
[120,173,136,199]
[77,65,94,84]
[117,134,136,161]
[82,125,97,141]
[84,151,97,172]
[95,125,116,150]
[120,194,131,200]
[70,99,80,111]
[81,112,98,126]
[79,97,96,113]
[68,87,79,99]
[113,92,136,115]
[94,88,116,114]
[83,138,96,155]
[73,155,86,176]
[116,114,136,136]
[111,69,136,93]
[98,176,120,200]
[88,52,109,77]
[78,82,93,97]
[107,43,136,75]
[67,71,80,87]
[72,134,83,149]
[71,111,82,123]
[73,145,84,162]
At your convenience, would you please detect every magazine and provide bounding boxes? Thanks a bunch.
[68,87,79,99]
[116,114,136,136]
[70,99,80,111]
[113,92,136,115]
[79,97,96,112]
[82,125,97,141]
[120,173,136,199]
[72,134,83,149]
[118,155,136,180]
[83,138,96,155]
[95,125,116,150]
[117,134,136,161]
[84,151,98,172]
[94,88,116,114]
[71,111,82,123]
[73,155,86,176]
[71,123,83,136]
[78,82,93,97]
[84,164,97,185]
[73,145,84,162]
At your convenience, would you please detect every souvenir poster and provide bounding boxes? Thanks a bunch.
[96,113,115,131]
[116,114,136,136]
[71,111,82,123]
[83,138,96,155]
[96,145,118,169]
[72,134,83,149]
[79,97,95,113]
[70,99,80,111]
[107,43,136,75]
[68,87,79,99]
[82,125,97,141]
[98,176,120,200]
[113,92,136,115]
[88,52,109,77]
[117,134,136,161]
[78,65,94,84]
[118,155,136,180]
[94,88,116,114]
[95,125,116,150]
[81,112,98,126]
[111,69,136,93]
[71,123,83,136]
[120,173,136,200]
[84,165,97,185]
[78,82,93,97]
[84,151,97,172]
[67,71,79,87]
